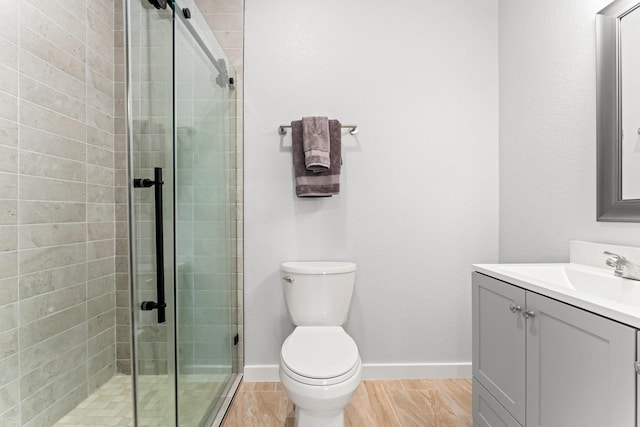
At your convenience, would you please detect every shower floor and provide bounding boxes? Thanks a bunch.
[53,374,228,426]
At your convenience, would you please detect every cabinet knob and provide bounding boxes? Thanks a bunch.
[509,304,522,313]
[522,310,536,319]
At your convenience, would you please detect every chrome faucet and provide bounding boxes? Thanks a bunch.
[604,251,640,281]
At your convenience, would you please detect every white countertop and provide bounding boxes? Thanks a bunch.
[473,262,640,329]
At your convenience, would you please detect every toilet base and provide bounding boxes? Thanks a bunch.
[294,406,344,427]
[279,360,362,427]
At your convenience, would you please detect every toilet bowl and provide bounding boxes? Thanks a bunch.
[279,262,362,427]
[279,327,362,427]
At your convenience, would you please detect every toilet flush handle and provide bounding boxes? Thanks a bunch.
[283,276,294,283]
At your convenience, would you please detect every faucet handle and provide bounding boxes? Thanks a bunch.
[604,251,626,275]
[604,251,626,260]
[603,251,640,281]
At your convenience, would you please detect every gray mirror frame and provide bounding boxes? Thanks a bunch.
[597,0,640,222]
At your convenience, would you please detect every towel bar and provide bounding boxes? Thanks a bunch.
[278,124,358,136]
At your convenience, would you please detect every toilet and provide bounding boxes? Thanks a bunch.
[279,261,362,427]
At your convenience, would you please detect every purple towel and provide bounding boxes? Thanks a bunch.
[302,116,330,172]
[291,119,342,197]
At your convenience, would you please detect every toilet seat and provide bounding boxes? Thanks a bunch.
[281,326,360,386]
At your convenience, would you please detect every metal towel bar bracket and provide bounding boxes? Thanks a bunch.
[278,124,359,136]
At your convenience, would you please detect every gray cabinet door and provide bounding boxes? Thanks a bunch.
[473,272,526,424]
[526,291,636,427]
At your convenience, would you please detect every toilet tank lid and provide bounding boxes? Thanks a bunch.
[281,261,356,274]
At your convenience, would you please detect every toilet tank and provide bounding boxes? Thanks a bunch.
[281,261,357,326]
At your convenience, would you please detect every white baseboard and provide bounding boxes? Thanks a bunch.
[361,362,472,380]
[243,362,472,383]
[243,365,281,382]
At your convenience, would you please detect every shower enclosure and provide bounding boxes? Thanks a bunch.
[127,0,240,425]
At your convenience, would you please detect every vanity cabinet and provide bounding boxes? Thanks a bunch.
[472,272,637,427]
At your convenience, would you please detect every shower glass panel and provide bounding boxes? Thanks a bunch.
[174,10,237,427]
[127,0,238,425]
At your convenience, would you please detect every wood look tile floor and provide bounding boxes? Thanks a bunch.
[222,379,472,427]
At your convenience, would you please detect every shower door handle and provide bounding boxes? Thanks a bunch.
[134,167,167,323]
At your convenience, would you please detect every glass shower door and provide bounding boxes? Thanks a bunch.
[127,0,238,425]
[128,0,176,425]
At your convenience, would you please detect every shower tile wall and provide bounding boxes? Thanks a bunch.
[114,0,131,375]
[114,0,174,377]
[174,29,236,373]
[113,0,245,374]
[128,0,175,376]
[195,0,245,374]
[0,1,117,426]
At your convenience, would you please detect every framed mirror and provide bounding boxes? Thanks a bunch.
[597,0,640,222]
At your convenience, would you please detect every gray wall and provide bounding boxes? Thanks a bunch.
[244,0,640,376]
[499,0,640,262]
[0,1,117,425]
[244,0,499,372]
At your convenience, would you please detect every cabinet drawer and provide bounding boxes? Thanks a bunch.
[473,378,522,427]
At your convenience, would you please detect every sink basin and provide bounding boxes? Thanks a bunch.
[495,264,640,307]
